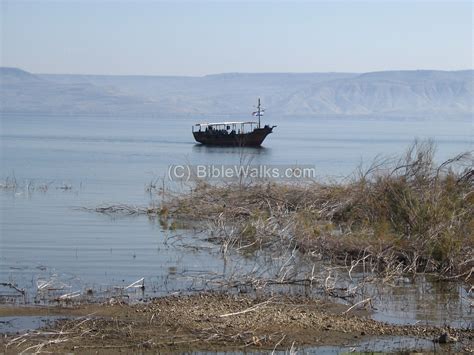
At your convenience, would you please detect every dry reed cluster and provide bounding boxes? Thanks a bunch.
[160,142,473,279]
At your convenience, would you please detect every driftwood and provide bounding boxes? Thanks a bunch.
[0,282,25,295]
[219,299,272,318]
[342,298,373,315]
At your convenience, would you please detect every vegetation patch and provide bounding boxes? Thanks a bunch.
[157,142,473,280]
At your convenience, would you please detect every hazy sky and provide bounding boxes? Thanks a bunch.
[1,1,472,76]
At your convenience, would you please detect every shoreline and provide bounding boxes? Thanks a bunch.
[1,292,472,353]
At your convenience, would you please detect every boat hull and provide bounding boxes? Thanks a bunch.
[193,126,274,147]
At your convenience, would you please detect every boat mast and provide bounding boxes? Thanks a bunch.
[257,98,261,128]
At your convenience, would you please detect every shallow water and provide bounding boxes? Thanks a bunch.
[1,114,473,328]
[303,336,445,354]
[197,336,451,354]
[0,315,68,334]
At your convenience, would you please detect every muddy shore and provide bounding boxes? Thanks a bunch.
[1,292,472,353]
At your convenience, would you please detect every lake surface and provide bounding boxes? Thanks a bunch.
[1,114,472,326]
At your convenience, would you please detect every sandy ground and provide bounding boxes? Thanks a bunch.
[1,292,472,353]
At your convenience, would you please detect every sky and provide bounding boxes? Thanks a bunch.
[0,0,472,76]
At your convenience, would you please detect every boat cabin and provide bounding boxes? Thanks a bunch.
[192,121,259,135]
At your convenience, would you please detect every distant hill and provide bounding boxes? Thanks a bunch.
[1,67,472,118]
[0,67,157,116]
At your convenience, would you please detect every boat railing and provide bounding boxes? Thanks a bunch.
[192,121,259,134]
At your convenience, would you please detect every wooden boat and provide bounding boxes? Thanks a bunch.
[192,99,276,147]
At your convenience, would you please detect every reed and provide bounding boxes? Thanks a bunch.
[160,141,473,279]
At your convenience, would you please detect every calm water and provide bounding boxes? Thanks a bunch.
[0,114,472,325]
